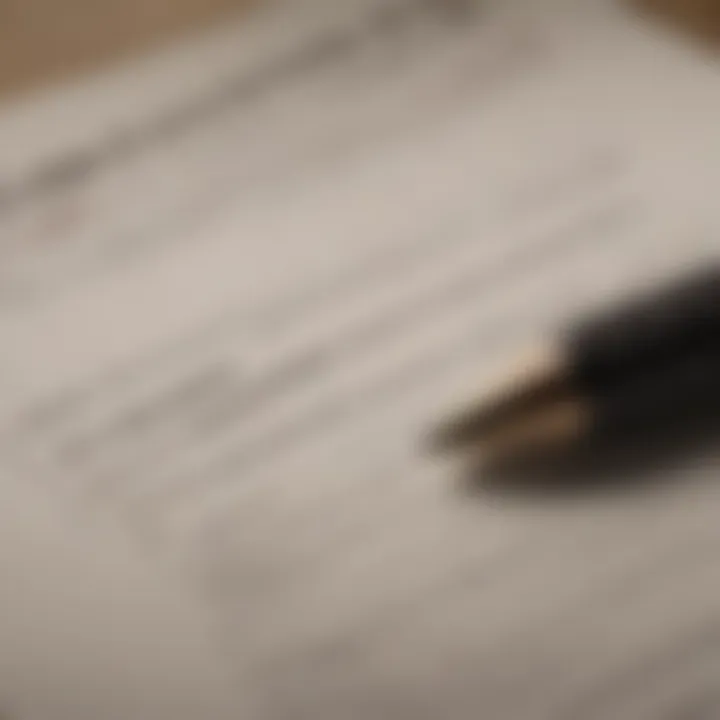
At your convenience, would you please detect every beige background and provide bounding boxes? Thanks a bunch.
[0,0,252,99]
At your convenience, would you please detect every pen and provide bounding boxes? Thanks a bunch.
[431,266,720,468]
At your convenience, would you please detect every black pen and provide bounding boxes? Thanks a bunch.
[431,266,720,467]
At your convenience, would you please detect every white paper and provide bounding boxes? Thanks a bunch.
[1,1,720,718]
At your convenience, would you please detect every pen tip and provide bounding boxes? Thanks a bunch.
[476,399,589,468]
[428,344,569,454]
[427,409,490,454]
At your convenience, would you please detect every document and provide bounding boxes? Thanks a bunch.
[1,0,720,718]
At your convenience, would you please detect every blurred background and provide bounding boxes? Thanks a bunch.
[2,2,720,720]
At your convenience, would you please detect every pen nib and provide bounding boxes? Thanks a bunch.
[429,344,569,454]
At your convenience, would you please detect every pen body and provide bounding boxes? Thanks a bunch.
[433,265,720,465]
[568,267,720,392]
[592,346,720,440]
